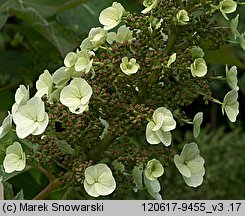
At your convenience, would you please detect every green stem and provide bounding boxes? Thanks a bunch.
[33,179,63,200]
[87,133,115,160]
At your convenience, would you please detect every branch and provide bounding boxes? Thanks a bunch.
[33,179,63,200]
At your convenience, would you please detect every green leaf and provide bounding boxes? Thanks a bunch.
[112,160,125,173]
[49,185,75,199]
[9,7,78,57]
[3,181,14,200]
[0,12,7,29]
[15,189,24,200]
[204,45,245,69]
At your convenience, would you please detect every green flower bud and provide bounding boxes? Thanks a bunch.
[145,158,164,181]
[175,9,189,25]
[219,0,237,20]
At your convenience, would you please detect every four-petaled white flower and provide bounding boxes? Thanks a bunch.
[107,25,134,44]
[174,142,205,187]
[64,48,94,74]
[146,107,176,146]
[219,0,237,20]
[60,78,92,114]
[190,58,207,77]
[193,112,203,138]
[0,112,12,139]
[13,97,49,139]
[80,27,107,51]
[222,89,239,122]
[3,142,26,173]
[84,163,116,197]
[225,65,239,91]
[99,2,126,30]
[175,9,189,25]
[145,158,164,181]
[11,85,29,114]
[120,57,140,75]
[141,0,158,14]
[35,70,53,98]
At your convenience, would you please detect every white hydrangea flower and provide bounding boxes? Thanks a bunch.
[60,78,92,114]
[225,65,239,91]
[99,2,126,30]
[107,25,134,44]
[52,67,76,88]
[120,57,140,75]
[174,142,205,187]
[3,142,26,173]
[0,112,12,139]
[11,85,29,114]
[64,48,94,74]
[222,89,239,122]
[193,112,203,138]
[175,9,189,25]
[35,70,53,98]
[166,53,176,67]
[146,107,176,146]
[84,163,116,197]
[219,0,237,20]
[13,97,49,139]
[145,158,164,181]
[80,27,107,51]
[141,0,158,14]
[190,58,207,77]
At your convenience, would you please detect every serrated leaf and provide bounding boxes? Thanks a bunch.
[9,7,78,57]
[49,185,75,200]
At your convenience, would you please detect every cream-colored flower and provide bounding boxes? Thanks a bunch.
[80,27,107,51]
[84,163,116,197]
[141,0,158,14]
[145,158,164,181]
[120,57,140,75]
[146,107,176,146]
[190,58,207,77]
[107,25,134,44]
[219,0,237,20]
[174,143,205,187]
[11,85,29,114]
[3,142,26,173]
[35,70,53,98]
[99,2,126,30]
[13,97,49,139]
[225,65,239,91]
[60,78,92,114]
[176,9,189,25]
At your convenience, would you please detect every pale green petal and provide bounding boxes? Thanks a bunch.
[64,52,77,68]
[32,113,49,135]
[132,165,144,191]
[6,142,22,155]
[15,85,29,105]
[107,32,117,44]
[174,155,191,177]
[222,90,239,122]
[190,58,207,77]
[226,65,239,90]
[182,172,204,187]
[144,174,162,200]
[155,130,172,146]
[180,143,200,161]
[152,113,164,131]
[193,112,203,138]
[167,53,176,67]
[0,112,12,139]
[84,181,100,197]
[190,46,204,59]
[52,67,71,87]
[145,158,164,181]
[146,122,161,144]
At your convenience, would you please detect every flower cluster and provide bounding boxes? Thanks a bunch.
[0,0,242,199]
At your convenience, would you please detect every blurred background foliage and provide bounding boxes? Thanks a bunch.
[0,0,245,199]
